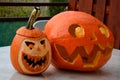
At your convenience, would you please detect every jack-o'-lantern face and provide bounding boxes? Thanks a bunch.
[11,27,51,74]
[18,38,51,74]
[44,11,114,71]
[54,23,112,68]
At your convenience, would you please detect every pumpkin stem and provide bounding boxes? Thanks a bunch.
[27,6,41,30]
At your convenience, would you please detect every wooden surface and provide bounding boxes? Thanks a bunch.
[108,0,120,49]
[95,0,106,22]
[68,0,120,49]
[0,46,120,80]
[77,0,93,14]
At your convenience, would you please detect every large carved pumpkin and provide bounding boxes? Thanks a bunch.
[44,11,114,71]
[10,7,51,74]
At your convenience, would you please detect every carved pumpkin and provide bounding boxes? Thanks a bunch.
[10,7,51,74]
[44,11,114,71]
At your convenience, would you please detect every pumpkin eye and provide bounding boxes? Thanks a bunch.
[98,24,110,38]
[75,26,85,38]
[25,41,35,50]
[40,40,45,45]
[68,24,85,38]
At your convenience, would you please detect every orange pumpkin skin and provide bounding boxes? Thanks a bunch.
[11,26,51,74]
[44,11,114,71]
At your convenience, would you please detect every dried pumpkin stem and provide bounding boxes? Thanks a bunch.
[27,6,41,30]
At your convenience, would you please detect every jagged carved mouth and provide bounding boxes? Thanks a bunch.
[55,43,112,68]
[22,52,49,72]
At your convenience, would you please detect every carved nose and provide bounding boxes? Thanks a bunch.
[37,46,41,51]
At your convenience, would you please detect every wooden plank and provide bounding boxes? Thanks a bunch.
[68,0,77,10]
[108,0,120,49]
[95,0,106,22]
[0,17,51,22]
[78,0,93,14]
[0,2,68,6]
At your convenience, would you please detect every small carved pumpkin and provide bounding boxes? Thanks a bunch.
[10,7,51,74]
[44,11,114,71]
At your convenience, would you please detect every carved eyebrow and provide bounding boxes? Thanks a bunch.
[25,41,35,46]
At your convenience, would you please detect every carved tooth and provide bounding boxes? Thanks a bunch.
[36,65,40,69]
[37,57,40,61]
[43,57,46,63]
[30,64,33,68]
[98,43,105,50]
[42,57,44,61]
[27,63,29,66]
[27,55,31,59]
[34,65,37,69]
[41,63,44,68]
[34,58,37,63]
[31,57,34,62]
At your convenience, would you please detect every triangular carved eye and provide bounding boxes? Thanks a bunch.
[40,40,45,45]
[25,41,35,50]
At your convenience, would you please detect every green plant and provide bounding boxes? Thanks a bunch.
[0,0,48,17]
[48,0,68,16]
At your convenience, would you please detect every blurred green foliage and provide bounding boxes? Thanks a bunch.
[0,0,68,17]
[0,6,33,17]
[0,0,49,17]
[48,0,68,16]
